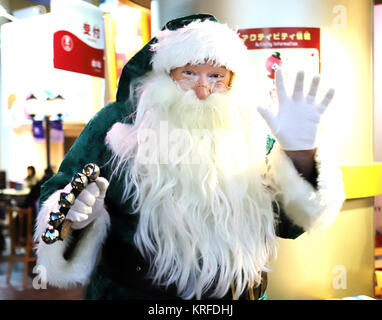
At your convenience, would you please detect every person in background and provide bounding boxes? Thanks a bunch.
[15,168,55,244]
[24,166,38,189]
[21,168,54,219]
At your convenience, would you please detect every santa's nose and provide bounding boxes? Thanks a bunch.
[194,75,211,100]
[194,86,210,100]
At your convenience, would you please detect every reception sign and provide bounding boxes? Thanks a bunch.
[52,0,105,78]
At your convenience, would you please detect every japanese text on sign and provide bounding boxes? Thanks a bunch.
[83,22,101,41]
[238,27,319,50]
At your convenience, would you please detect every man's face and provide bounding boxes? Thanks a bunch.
[170,63,233,100]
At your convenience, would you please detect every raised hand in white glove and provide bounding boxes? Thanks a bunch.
[65,177,109,230]
[257,69,335,151]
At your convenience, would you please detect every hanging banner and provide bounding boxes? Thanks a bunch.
[238,27,320,108]
[32,120,44,142]
[50,119,64,142]
[26,0,50,5]
[52,0,105,78]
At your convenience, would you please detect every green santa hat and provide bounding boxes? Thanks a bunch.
[116,14,249,102]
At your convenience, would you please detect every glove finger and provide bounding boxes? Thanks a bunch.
[275,69,287,104]
[257,106,278,133]
[292,71,305,101]
[76,187,98,206]
[70,199,93,214]
[66,210,89,222]
[306,75,320,104]
[317,88,335,114]
[95,177,109,198]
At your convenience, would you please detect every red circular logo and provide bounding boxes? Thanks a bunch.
[61,35,73,52]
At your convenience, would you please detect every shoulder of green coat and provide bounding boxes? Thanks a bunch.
[39,101,135,205]
[89,101,134,128]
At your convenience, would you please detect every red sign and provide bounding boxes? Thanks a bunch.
[51,0,105,78]
[54,30,104,78]
[238,27,320,50]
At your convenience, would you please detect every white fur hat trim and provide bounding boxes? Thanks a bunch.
[151,19,249,74]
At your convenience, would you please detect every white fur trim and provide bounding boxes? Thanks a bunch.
[151,20,249,74]
[34,189,110,288]
[105,122,133,157]
[267,144,345,231]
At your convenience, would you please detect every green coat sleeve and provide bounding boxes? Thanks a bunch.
[39,101,132,206]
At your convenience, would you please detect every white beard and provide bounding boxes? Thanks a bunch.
[109,72,278,299]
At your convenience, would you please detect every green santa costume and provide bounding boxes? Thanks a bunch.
[34,14,345,300]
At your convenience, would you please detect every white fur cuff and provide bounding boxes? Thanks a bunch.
[267,144,345,232]
[105,122,134,156]
[34,189,110,288]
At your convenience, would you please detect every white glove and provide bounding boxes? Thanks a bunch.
[257,69,335,151]
[66,177,109,230]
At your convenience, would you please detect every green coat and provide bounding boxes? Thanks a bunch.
[39,99,304,300]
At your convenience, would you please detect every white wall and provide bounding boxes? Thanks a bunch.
[374,4,382,235]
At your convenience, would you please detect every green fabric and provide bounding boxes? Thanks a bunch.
[259,292,267,300]
[116,39,156,103]
[39,101,133,207]
[85,266,267,300]
[85,268,179,300]
[162,14,218,31]
[266,134,276,155]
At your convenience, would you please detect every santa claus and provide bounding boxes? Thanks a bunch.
[34,14,345,300]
